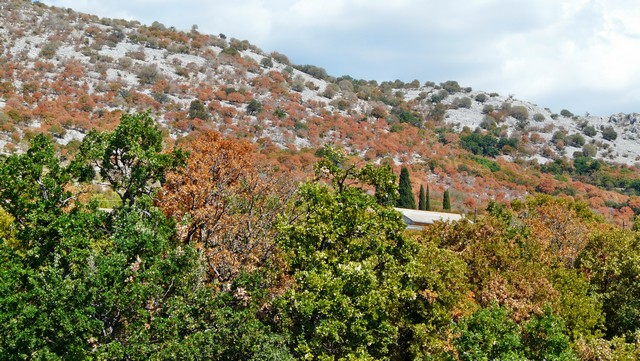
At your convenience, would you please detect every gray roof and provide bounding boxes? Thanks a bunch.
[394,208,465,230]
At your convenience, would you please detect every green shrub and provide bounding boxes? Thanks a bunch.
[475,93,488,103]
[582,143,597,157]
[39,40,61,59]
[429,89,447,103]
[260,57,273,68]
[533,113,545,122]
[510,105,529,121]
[565,133,586,147]
[451,97,472,109]
[136,63,162,85]
[582,125,597,137]
[441,80,461,94]
[560,109,574,117]
[460,133,499,157]
[482,104,495,114]
[601,126,618,141]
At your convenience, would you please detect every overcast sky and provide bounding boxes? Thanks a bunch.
[41,0,640,116]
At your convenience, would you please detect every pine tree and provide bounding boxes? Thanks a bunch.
[426,185,431,211]
[443,189,451,211]
[396,166,416,209]
[418,185,426,210]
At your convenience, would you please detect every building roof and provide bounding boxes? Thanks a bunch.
[394,208,465,230]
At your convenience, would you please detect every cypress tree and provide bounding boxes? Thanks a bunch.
[426,185,431,211]
[443,189,451,211]
[396,166,416,209]
[418,185,426,210]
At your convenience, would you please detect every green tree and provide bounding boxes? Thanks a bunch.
[577,229,640,340]
[426,184,431,211]
[274,149,468,359]
[396,166,416,209]
[188,99,209,120]
[75,112,186,207]
[454,305,524,360]
[443,189,451,211]
[0,131,291,359]
[522,308,577,361]
[460,133,500,157]
[418,184,426,210]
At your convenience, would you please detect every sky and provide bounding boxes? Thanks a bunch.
[40,0,640,116]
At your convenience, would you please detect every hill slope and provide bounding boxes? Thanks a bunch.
[1,0,640,223]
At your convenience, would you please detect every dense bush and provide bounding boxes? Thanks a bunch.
[460,133,499,157]
[533,113,546,122]
[560,109,574,117]
[451,96,472,109]
[509,105,529,121]
[602,126,618,141]
[441,80,462,94]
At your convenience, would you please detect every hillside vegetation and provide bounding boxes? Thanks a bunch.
[1,1,640,224]
[1,113,640,359]
[2,2,640,358]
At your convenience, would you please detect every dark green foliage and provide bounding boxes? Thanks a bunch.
[0,131,291,360]
[260,56,273,68]
[431,89,449,103]
[560,109,574,117]
[498,136,519,152]
[443,189,451,210]
[425,184,431,211]
[418,184,426,210]
[397,166,416,209]
[602,126,618,141]
[460,133,499,157]
[75,112,186,207]
[454,305,577,361]
[273,108,287,119]
[522,308,578,360]
[246,99,262,115]
[573,156,601,175]
[475,93,488,103]
[454,305,524,360]
[565,133,586,147]
[188,99,209,120]
[295,64,328,79]
[392,107,422,127]
[441,80,462,94]
[582,124,597,137]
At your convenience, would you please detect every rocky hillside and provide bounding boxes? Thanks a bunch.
[1,0,640,223]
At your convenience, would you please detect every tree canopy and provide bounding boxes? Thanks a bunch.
[1,115,640,359]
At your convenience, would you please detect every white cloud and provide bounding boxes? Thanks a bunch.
[40,0,640,115]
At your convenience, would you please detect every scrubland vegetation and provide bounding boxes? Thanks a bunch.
[2,2,640,358]
[1,113,640,360]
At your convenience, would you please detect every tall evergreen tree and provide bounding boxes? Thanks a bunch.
[418,185,426,211]
[426,185,431,211]
[443,189,451,211]
[396,166,416,209]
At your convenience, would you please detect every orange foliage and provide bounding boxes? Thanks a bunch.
[158,131,297,287]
